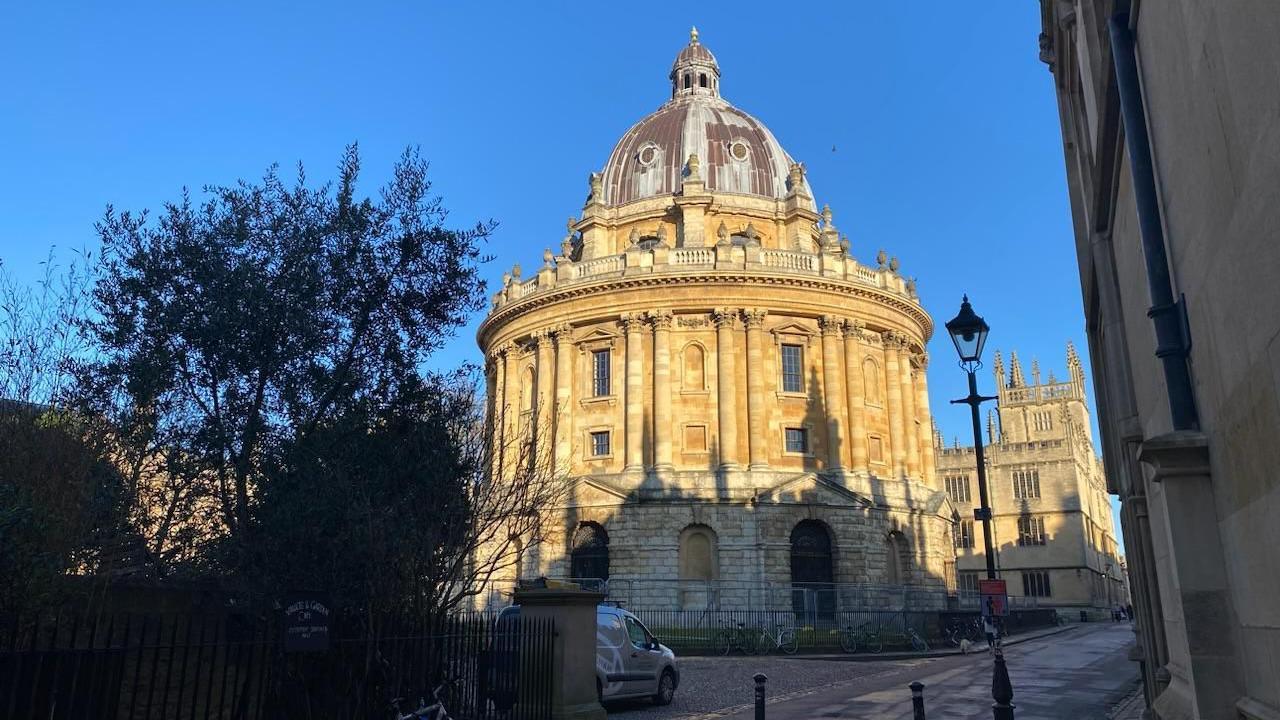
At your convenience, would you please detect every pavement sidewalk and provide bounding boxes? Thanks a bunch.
[793,622,1079,663]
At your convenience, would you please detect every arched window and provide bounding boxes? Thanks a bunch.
[791,520,836,619]
[885,531,908,585]
[863,358,880,404]
[699,73,707,88]
[520,366,535,412]
[679,524,718,580]
[570,522,609,583]
[683,73,691,89]
[683,343,705,390]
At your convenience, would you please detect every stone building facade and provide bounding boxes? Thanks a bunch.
[477,30,954,612]
[1039,2,1280,718]
[935,346,1124,609]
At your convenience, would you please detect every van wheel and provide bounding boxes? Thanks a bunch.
[652,669,675,706]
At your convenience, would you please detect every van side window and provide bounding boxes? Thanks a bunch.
[625,617,648,648]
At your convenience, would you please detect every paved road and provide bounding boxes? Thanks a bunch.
[606,623,1138,720]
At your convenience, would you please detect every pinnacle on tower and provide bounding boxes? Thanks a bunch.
[1067,340,1086,390]
[992,350,1006,389]
[1009,351,1026,388]
[1032,358,1041,386]
[987,408,999,445]
[932,419,942,450]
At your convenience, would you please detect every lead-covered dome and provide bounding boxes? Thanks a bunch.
[600,29,813,210]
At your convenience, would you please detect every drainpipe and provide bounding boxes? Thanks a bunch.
[1107,13,1200,431]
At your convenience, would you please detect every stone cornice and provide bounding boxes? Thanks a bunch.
[478,270,933,348]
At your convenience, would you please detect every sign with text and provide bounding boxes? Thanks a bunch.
[284,593,331,652]
[978,579,1009,617]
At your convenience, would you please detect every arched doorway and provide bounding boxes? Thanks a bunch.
[570,522,609,588]
[790,520,836,621]
[679,524,720,609]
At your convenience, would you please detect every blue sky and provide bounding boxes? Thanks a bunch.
[0,3,1120,544]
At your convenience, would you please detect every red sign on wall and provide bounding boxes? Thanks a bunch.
[979,579,1009,617]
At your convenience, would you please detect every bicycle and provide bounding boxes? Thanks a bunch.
[837,621,884,654]
[390,677,456,720]
[907,627,929,653]
[754,623,798,654]
[944,618,982,647]
[716,621,758,655]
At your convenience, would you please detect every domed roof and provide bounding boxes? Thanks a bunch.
[600,30,813,210]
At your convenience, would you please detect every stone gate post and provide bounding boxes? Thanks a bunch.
[514,586,607,720]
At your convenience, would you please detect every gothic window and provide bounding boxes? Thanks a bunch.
[592,349,611,397]
[683,343,706,390]
[1016,515,1047,546]
[863,358,881,404]
[885,531,908,585]
[1022,570,1052,597]
[944,474,972,503]
[679,524,718,581]
[1012,469,1041,499]
[781,344,804,392]
[570,522,609,582]
[952,520,975,550]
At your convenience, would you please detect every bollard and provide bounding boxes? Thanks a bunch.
[909,681,927,719]
[754,673,768,720]
[991,648,1015,719]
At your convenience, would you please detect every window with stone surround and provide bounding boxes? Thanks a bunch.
[683,424,707,453]
[781,344,804,392]
[868,435,884,463]
[944,474,972,503]
[682,343,706,391]
[571,522,609,582]
[592,349,611,397]
[863,358,881,404]
[679,524,718,581]
[953,519,974,549]
[590,430,611,457]
[957,571,980,595]
[1012,469,1041,500]
[1016,515,1047,546]
[784,427,809,454]
[1033,411,1053,431]
[1022,570,1051,598]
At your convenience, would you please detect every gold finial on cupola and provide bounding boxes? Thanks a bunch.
[690,26,699,44]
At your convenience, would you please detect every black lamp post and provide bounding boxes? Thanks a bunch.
[945,295,1014,719]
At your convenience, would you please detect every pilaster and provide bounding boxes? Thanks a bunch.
[819,315,846,471]
[714,308,740,470]
[553,325,574,474]
[621,313,645,473]
[900,342,920,479]
[649,310,674,473]
[884,332,907,478]
[744,309,769,470]
[843,321,869,470]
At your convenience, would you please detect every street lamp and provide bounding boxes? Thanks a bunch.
[946,295,1014,720]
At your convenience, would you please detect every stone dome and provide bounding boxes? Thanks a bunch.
[600,29,813,210]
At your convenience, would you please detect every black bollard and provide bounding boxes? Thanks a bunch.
[754,673,768,720]
[909,681,927,719]
[992,648,1015,719]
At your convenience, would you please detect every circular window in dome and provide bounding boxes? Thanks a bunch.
[637,144,660,167]
[729,140,750,162]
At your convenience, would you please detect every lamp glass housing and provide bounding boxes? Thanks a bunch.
[945,296,990,364]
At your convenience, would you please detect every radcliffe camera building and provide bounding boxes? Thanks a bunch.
[936,345,1125,610]
[478,30,956,612]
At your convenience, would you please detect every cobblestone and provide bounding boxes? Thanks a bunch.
[604,655,916,719]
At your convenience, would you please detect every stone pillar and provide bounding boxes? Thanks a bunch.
[714,308,740,470]
[743,309,769,470]
[900,343,920,479]
[650,310,674,472]
[914,352,936,484]
[819,315,846,470]
[621,313,645,473]
[535,331,555,467]
[883,332,907,478]
[498,342,517,480]
[554,326,574,473]
[512,587,608,720]
[843,321,868,471]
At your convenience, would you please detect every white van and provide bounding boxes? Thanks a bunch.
[491,604,679,706]
[594,604,679,705]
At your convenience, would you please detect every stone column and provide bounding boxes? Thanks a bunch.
[883,332,907,478]
[512,586,608,720]
[819,315,846,470]
[714,308,740,470]
[900,342,920,479]
[535,331,555,468]
[497,342,516,479]
[743,309,769,470]
[649,310,674,472]
[553,325,574,474]
[913,352,936,484]
[621,313,645,473]
[843,321,868,471]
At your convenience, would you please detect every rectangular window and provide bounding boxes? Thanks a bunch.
[1022,570,1052,598]
[592,350,611,397]
[781,344,804,392]
[1016,515,1047,546]
[1033,411,1053,431]
[1012,469,1041,500]
[944,474,972,503]
[590,430,610,457]
[869,435,884,463]
[784,427,808,453]
[957,571,980,595]
[952,519,974,549]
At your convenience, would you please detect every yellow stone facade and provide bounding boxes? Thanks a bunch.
[477,31,954,611]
